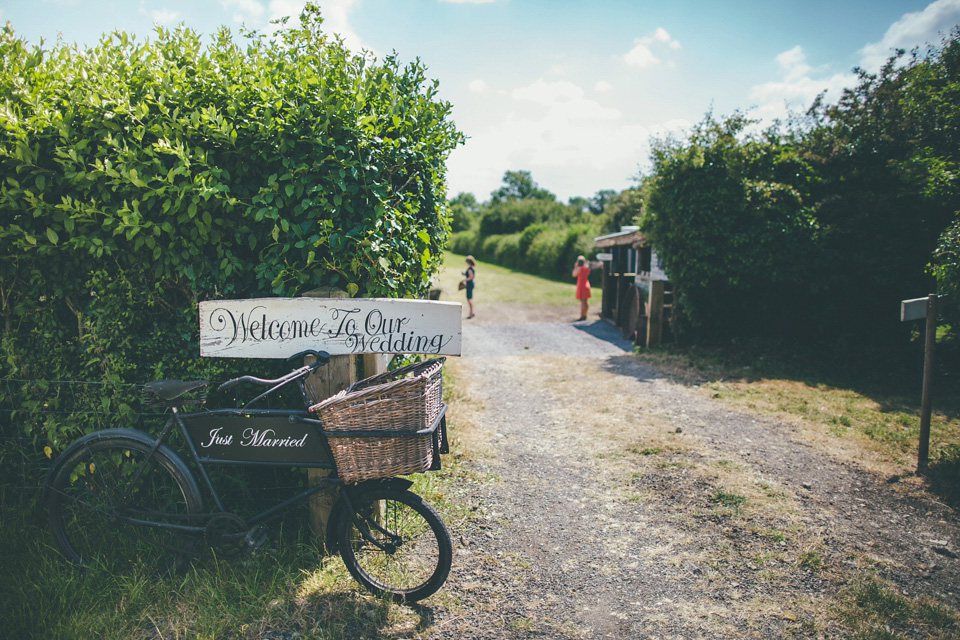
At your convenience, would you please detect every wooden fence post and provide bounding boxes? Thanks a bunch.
[301,286,357,540]
[917,293,938,472]
[646,280,665,348]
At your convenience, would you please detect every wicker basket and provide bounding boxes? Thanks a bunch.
[309,358,444,483]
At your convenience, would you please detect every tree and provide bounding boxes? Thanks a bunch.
[448,192,480,232]
[931,216,960,332]
[599,187,643,234]
[567,196,591,213]
[589,189,618,215]
[801,28,960,344]
[489,170,556,202]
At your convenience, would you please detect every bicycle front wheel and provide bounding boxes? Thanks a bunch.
[336,487,452,603]
[45,432,203,575]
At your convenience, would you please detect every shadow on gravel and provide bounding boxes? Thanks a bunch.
[571,319,635,352]
[290,594,437,640]
[599,353,662,384]
[925,454,960,510]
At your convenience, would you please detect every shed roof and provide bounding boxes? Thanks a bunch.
[593,226,645,249]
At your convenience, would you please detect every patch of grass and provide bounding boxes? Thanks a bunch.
[710,489,747,514]
[510,617,535,631]
[797,549,823,572]
[839,576,960,639]
[756,528,785,542]
[2,361,487,640]
[655,459,692,469]
[438,251,579,306]
[629,445,664,456]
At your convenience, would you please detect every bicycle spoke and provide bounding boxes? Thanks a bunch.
[47,435,201,575]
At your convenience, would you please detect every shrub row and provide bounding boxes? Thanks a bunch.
[450,223,598,282]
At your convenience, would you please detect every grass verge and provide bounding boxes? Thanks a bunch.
[634,340,960,502]
[436,251,580,306]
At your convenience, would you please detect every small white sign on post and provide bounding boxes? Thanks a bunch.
[901,296,932,322]
[199,298,462,358]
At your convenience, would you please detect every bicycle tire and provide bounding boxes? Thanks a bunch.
[45,430,203,575]
[335,486,452,603]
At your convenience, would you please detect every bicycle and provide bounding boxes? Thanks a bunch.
[42,350,453,603]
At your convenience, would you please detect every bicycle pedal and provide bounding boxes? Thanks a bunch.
[245,525,267,549]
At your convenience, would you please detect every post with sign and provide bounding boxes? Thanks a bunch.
[300,287,355,541]
[198,294,462,539]
[901,294,939,471]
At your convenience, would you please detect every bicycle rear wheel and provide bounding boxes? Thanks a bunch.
[336,486,452,603]
[45,431,203,575]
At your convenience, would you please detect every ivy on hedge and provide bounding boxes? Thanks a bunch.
[0,6,463,446]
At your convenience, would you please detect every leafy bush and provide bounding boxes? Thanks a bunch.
[798,32,960,346]
[644,114,817,340]
[642,30,960,350]
[448,229,480,256]
[0,6,463,446]
[931,216,960,333]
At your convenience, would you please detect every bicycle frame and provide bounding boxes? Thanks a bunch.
[124,361,447,540]
[162,405,340,525]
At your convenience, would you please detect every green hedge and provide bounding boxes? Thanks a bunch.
[0,7,463,447]
[449,222,597,282]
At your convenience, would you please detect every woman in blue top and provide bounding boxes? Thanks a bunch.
[464,255,476,319]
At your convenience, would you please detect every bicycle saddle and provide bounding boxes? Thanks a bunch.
[143,379,209,402]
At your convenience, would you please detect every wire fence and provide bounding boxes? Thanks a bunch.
[0,377,314,513]
[0,378,160,508]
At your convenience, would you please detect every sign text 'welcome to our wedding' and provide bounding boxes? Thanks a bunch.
[199,298,462,358]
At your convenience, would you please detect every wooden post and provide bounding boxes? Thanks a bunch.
[917,293,938,472]
[601,258,613,318]
[301,286,357,541]
[646,280,665,348]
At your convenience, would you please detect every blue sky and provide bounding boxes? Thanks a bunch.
[4,0,960,202]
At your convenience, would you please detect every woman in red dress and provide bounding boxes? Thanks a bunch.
[572,255,591,321]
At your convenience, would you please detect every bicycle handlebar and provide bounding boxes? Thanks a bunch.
[217,350,331,391]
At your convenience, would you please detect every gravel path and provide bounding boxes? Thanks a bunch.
[421,311,960,639]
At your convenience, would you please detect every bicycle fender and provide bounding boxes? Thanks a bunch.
[42,428,202,508]
[350,477,415,494]
[324,478,416,549]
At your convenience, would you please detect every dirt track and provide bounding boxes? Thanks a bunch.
[421,303,960,639]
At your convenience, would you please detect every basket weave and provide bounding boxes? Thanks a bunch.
[309,358,444,483]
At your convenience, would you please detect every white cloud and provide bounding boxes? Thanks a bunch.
[623,27,681,68]
[151,9,180,25]
[594,80,613,92]
[445,77,667,199]
[511,79,620,119]
[749,45,855,122]
[652,27,681,49]
[775,45,812,81]
[468,79,489,93]
[440,0,496,3]
[859,0,960,71]
[219,0,265,25]
[623,41,660,68]
[138,1,181,26]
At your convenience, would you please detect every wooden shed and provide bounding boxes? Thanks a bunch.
[594,227,672,347]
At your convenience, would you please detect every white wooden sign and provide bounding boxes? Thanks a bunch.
[901,295,943,322]
[199,298,462,358]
